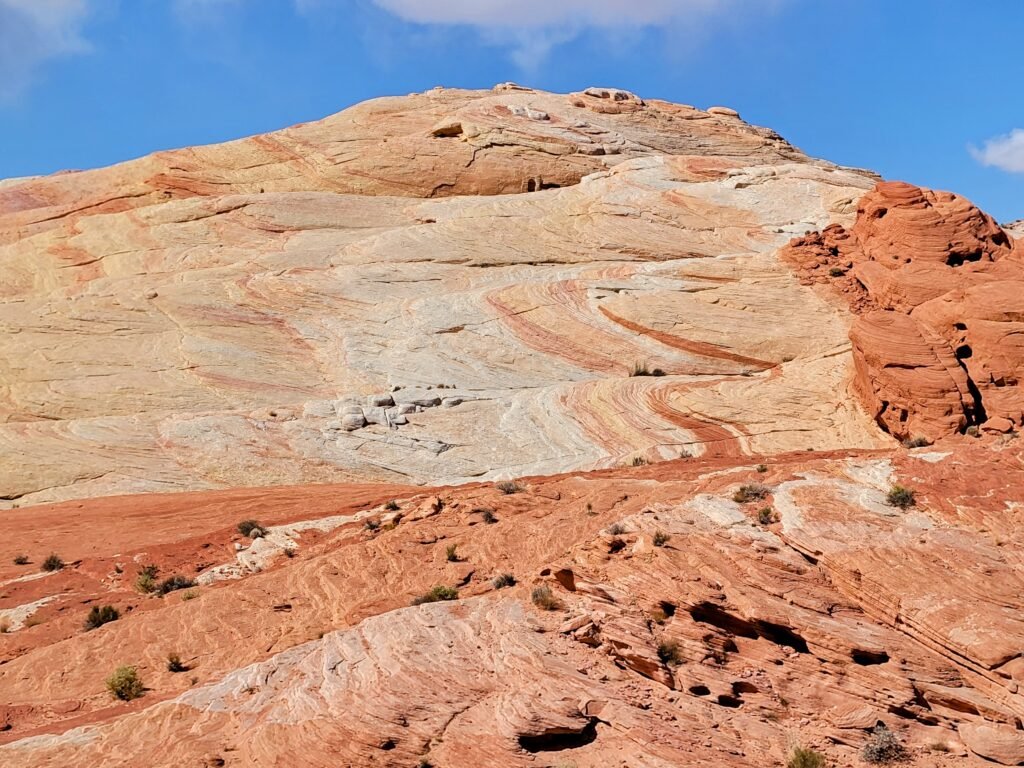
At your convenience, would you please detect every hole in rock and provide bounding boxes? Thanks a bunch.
[733,680,759,695]
[431,123,463,138]
[689,685,711,696]
[527,179,538,192]
[716,694,742,708]
[954,322,967,331]
[658,601,677,618]
[946,250,983,267]
[689,603,809,653]
[955,344,973,359]
[517,718,599,753]
[851,649,890,666]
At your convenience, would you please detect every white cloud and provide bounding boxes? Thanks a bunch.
[970,129,1024,174]
[0,0,91,101]
[368,0,775,68]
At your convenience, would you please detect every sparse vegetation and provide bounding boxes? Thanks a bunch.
[237,519,267,538]
[755,463,768,473]
[384,500,400,511]
[657,639,682,666]
[630,456,648,467]
[167,653,188,673]
[411,585,459,605]
[364,518,380,532]
[41,553,64,572]
[136,564,159,594]
[181,589,199,601]
[886,484,916,509]
[608,522,626,535]
[653,530,670,547]
[758,507,776,525]
[928,742,950,753]
[902,435,931,448]
[733,483,770,503]
[828,267,846,278]
[106,665,144,701]
[13,554,29,565]
[478,508,498,524]
[84,605,119,631]
[496,480,523,495]
[531,585,560,611]
[787,745,826,768]
[157,574,196,596]
[629,361,666,377]
[492,573,516,589]
[861,724,906,764]
[445,543,461,562]
[585,502,595,516]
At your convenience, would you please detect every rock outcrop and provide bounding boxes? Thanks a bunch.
[784,181,1024,441]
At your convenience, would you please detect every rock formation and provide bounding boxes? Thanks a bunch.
[1,86,1023,767]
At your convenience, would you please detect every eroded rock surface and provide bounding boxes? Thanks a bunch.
[784,181,1024,441]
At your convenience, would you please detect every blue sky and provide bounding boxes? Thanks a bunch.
[2,0,1022,220]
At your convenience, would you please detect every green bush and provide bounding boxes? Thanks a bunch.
[657,640,682,666]
[136,564,159,594]
[492,573,516,589]
[788,746,825,768]
[758,507,776,525]
[237,519,267,538]
[531,585,559,611]
[157,575,196,596]
[41,553,64,572]
[733,483,770,503]
[886,485,916,509]
[84,605,119,631]
[106,666,144,701]
[411,585,459,605]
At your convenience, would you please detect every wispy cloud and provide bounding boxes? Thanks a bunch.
[0,0,91,101]
[368,0,775,67]
[970,129,1024,174]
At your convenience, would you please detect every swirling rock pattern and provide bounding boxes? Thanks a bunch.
[0,86,887,507]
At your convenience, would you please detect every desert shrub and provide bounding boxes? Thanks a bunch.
[755,463,768,473]
[236,519,267,538]
[928,742,949,753]
[13,554,28,565]
[885,485,916,509]
[657,640,682,666]
[608,522,626,535]
[758,507,776,525]
[384,500,400,511]
[828,267,846,278]
[902,436,931,448]
[733,483,769,503]
[630,456,648,467]
[136,564,159,594]
[181,589,199,601]
[84,605,119,630]
[411,585,459,605]
[629,361,666,377]
[531,585,559,611]
[861,724,906,764]
[585,502,595,515]
[445,543,461,562]
[106,666,144,701]
[478,508,498,524]
[492,573,516,589]
[167,653,188,673]
[653,531,670,547]
[157,575,196,595]
[41,553,64,572]
[364,519,380,532]
[788,745,826,768]
[496,480,523,495]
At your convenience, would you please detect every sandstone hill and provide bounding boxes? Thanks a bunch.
[2,85,1023,767]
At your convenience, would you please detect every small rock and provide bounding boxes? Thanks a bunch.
[340,413,367,431]
[441,397,463,408]
[367,394,395,407]
[707,106,740,118]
